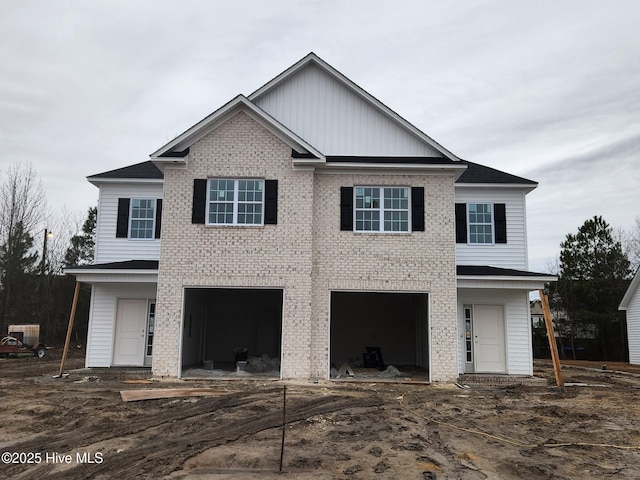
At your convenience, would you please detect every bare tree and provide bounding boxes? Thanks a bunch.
[626,217,640,272]
[0,163,46,244]
[0,163,47,333]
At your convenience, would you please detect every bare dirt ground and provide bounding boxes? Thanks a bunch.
[1,352,640,479]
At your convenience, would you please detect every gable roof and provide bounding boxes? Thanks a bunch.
[150,95,324,164]
[249,53,461,161]
[88,161,163,185]
[620,267,640,310]
[456,160,537,187]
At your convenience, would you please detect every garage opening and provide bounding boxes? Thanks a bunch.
[181,288,283,378]
[330,291,429,381]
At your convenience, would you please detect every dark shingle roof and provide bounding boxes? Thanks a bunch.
[88,161,163,180]
[457,265,552,277]
[456,160,536,185]
[68,260,159,270]
[86,158,534,185]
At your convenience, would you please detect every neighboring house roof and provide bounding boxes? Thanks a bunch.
[456,160,537,186]
[619,267,640,310]
[87,161,163,185]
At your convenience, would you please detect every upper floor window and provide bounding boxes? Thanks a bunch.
[116,198,162,240]
[455,202,507,244]
[468,203,493,244]
[130,199,156,239]
[208,179,264,225]
[354,186,410,232]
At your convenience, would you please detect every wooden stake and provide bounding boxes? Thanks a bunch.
[58,281,80,378]
[279,385,287,472]
[539,289,564,387]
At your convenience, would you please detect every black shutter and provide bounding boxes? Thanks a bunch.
[340,187,353,231]
[411,187,425,232]
[494,203,507,243]
[154,199,163,239]
[455,203,467,243]
[116,198,130,238]
[264,180,278,225]
[192,179,207,224]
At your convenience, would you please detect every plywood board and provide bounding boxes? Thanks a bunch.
[120,388,229,402]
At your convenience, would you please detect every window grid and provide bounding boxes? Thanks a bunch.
[468,203,493,244]
[208,179,264,225]
[130,199,155,239]
[355,186,409,233]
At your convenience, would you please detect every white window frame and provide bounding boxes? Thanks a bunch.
[129,198,156,240]
[354,186,411,233]
[467,203,494,244]
[206,178,265,226]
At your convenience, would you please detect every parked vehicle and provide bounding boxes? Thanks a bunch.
[0,324,46,358]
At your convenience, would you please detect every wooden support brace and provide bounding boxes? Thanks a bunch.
[58,281,80,378]
[539,289,564,387]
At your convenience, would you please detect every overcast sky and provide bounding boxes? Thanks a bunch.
[1,0,638,272]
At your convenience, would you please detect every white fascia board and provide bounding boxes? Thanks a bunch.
[318,163,467,178]
[65,269,158,284]
[619,268,640,310]
[249,53,461,162]
[455,183,538,193]
[150,95,324,162]
[87,178,164,187]
[457,275,557,290]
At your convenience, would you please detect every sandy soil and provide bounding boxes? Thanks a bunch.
[1,352,640,479]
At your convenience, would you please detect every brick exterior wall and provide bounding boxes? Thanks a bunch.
[310,173,458,381]
[153,111,458,381]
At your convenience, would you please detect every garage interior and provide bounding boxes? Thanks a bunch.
[181,288,283,377]
[330,291,429,380]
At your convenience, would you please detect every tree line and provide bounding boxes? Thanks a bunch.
[539,216,639,362]
[0,163,95,345]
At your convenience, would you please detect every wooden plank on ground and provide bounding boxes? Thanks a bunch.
[120,388,229,402]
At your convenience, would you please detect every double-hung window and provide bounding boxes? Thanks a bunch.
[208,179,264,225]
[468,203,493,244]
[130,199,156,239]
[354,186,409,232]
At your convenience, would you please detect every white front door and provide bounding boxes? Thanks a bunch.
[113,299,147,366]
[474,304,506,373]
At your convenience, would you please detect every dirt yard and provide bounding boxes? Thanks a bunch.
[1,352,640,479]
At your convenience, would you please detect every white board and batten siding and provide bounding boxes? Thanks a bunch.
[625,287,640,365]
[254,63,443,157]
[455,187,528,270]
[94,183,163,264]
[457,289,532,375]
[85,283,157,367]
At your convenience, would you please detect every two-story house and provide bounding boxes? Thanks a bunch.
[66,53,554,382]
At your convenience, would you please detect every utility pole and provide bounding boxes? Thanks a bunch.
[40,228,52,276]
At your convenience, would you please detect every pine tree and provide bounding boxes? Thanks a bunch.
[558,216,632,360]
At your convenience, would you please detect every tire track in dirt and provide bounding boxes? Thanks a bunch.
[7,390,384,479]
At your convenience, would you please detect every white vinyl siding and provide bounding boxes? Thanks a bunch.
[85,283,157,368]
[457,289,532,375]
[254,63,443,157]
[627,288,640,365]
[455,188,528,269]
[94,183,162,263]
